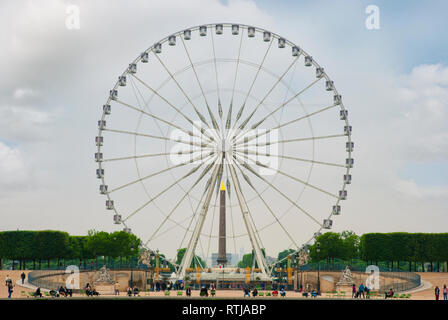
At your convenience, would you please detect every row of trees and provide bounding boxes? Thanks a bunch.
[236,231,448,272]
[359,232,448,271]
[0,230,140,270]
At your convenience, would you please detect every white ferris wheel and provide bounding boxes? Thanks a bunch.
[95,23,353,280]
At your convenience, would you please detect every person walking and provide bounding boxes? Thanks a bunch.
[435,286,440,300]
[114,282,120,295]
[243,287,250,298]
[364,284,370,299]
[20,272,26,285]
[7,281,14,298]
[5,274,11,286]
[443,285,447,301]
[358,283,365,299]
[351,284,356,298]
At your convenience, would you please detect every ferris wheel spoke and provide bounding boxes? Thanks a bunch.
[210,30,223,127]
[178,163,222,279]
[102,150,199,163]
[233,149,345,168]
[152,53,219,140]
[233,161,300,249]
[232,37,274,131]
[245,156,339,198]
[144,159,216,247]
[177,184,209,254]
[235,103,337,146]
[180,36,220,132]
[102,128,214,149]
[227,162,269,274]
[247,77,324,131]
[205,189,219,266]
[226,31,244,134]
[236,56,299,132]
[237,133,347,149]
[223,164,238,258]
[231,161,266,254]
[122,154,216,222]
[233,155,323,227]
[110,151,213,194]
[114,99,204,142]
[131,74,215,143]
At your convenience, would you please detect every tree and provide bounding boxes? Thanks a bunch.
[237,249,266,268]
[341,230,360,262]
[309,232,345,268]
[277,249,296,268]
[176,248,207,268]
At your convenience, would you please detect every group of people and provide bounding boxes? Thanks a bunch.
[301,288,318,298]
[153,281,184,292]
[126,285,140,296]
[48,286,73,297]
[434,285,447,300]
[243,286,286,297]
[84,283,99,296]
[352,283,370,298]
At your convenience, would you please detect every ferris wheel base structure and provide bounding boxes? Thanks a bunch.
[169,268,273,283]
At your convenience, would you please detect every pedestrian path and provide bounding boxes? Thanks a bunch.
[15,279,50,292]
[401,280,432,294]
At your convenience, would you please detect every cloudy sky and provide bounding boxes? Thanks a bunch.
[1,0,447,258]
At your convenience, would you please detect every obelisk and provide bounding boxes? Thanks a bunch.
[217,181,227,266]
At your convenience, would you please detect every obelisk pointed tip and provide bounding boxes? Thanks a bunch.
[220,180,226,191]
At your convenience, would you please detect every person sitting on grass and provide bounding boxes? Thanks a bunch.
[49,289,59,297]
[65,286,73,297]
[85,283,92,296]
[91,287,99,296]
[280,288,286,297]
[59,286,67,297]
[385,288,394,299]
[200,286,209,297]
[34,287,43,298]
[252,288,258,297]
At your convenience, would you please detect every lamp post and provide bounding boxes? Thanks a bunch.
[149,252,155,291]
[130,245,134,288]
[316,242,321,295]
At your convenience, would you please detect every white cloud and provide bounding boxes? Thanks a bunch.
[0,142,29,193]
[393,178,448,199]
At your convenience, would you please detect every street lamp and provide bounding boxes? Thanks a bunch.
[149,252,155,291]
[130,245,134,288]
[316,242,321,295]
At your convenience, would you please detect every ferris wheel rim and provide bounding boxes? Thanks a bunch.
[95,22,353,274]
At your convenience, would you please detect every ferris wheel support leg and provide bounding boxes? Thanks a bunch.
[177,163,222,280]
[227,163,269,279]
